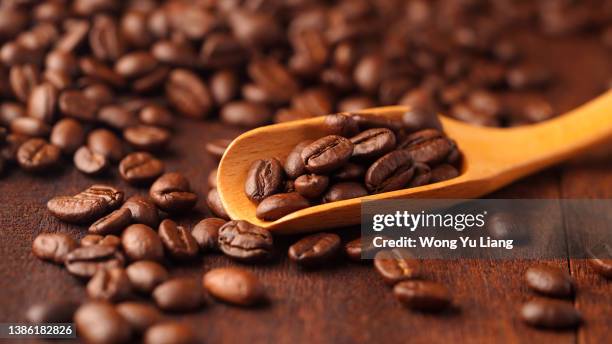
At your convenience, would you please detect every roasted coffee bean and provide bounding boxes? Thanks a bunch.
[124,125,170,152]
[294,174,329,199]
[288,233,341,266]
[402,108,442,132]
[332,163,365,181]
[322,182,368,202]
[75,301,132,344]
[116,51,158,78]
[152,40,197,67]
[17,138,61,173]
[192,218,226,252]
[221,101,272,127]
[256,192,310,221]
[32,232,78,264]
[393,281,452,312]
[11,117,50,137]
[486,212,527,242]
[218,220,273,262]
[247,58,298,103]
[374,249,421,285]
[121,196,159,227]
[430,164,459,183]
[0,102,25,126]
[121,224,164,262]
[116,302,163,334]
[507,66,551,90]
[119,152,165,185]
[27,82,58,123]
[399,129,452,165]
[467,90,502,117]
[324,113,360,137]
[74,146,109,175]
[50,118,84,154]
[344,237,376,262]
[587,244,612,279]
[89,15,125,61]
[210,70,239,105]
[144,322,196,344]
[158,219,198,261]
[150,173,198,213]
[97,105,138,130]
[79,57,126,88]
[65,245,125,278]
[126,260,168,294]
[89,208,132,235]
[229,10,282,47]
[350,128,396,160]
[58,90,98,121]
[408,163,432,187]
[47,185,123,224]
[521,299,582,329]
[525,265,573,297]
[208,169,218,188]
[88,129,124,162]
[26,300,80,324]
[205,139,231,159]
[139,105,173,128]
[353,114,404,133]
[9,64,39,102]
[80,234,121,248]
[245,158,284,203]
[203,267,265,306]
[365,150,415,193]
[166,69,212,119]
[284,140,312,179]
[83,84,114,107]
[523,98,554,122]
[87,267,132,302]
[207,188,230,220]
[153,278,203,312]
[301,135,354,174]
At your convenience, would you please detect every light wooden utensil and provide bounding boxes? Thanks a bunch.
[217,91,612,234]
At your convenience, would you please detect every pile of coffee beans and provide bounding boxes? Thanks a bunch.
[245,110,461,221]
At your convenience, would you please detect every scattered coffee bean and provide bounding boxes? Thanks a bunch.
[75,301,132,344]
[256,192,310,221]
[80,234,121,248]
[206,188,230,220]
[205,138,231,159]
[288,233,341,266]
[218,220,273,262]
[520,299,582,329]
[74,146,108,175]
[525,265,573,298]
[245,158,284,203]
[116,302,163,334]
[153,278,203,312]
[203,267,265,306]
[121,195,159,227]
[221,101,272,127]
[87,267,132,302]
[65,245,125,279]
[144,322,196,344]
[119,152,165,185]
[47,185,123,224]
[124,125,171,152]
[139,105,173,129]
[150,173,198,213]
[121,224,164,262]
[374,249,421,285]
[586,244,612,279]
[393,280,452,312]
[89,208,132,235]
[10,116,50,137]
[158,219,198,261]
[192,218,226,252]
[58,90,98,121]
[126,260,168,294]
[50,118,84,154]
[88,128,124,162]
[208,168,218,188]
[17,138,60,173]
[32,232,77,264]
[26,300,79,324]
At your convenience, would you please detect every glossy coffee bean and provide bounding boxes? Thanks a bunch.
[121,196,159,227]
[26,300,80,324]
[365,150,415,193]
[119,152,165,185]
[256,192,310,221]
[126,260,168,294]
[116,302,162,334]
[288,233,341,266]
[121,224,164,262]
[402,108,443,132]
[27,82,58,123]
[10,117,50,137]
[50,118,84,154]
[144,322,196,344]
[74,146,108,175]
[283,140,312,179]
[166,69,212,119]
[322,182,368,203]
[89,208,132,235]
[192,218,226,252]
[75,301,132,344]
[17,138,61,173]
[399,129,452,165]
[350,128,396,160]
[324,113,360,137]
[150,173,198,213]
[210,70,239,105]
[221,101,272,127]
[521,299,581,329]
[32,232,78,264]
[208,169,218,188]
[353,114,403,133]
[97,105,138,130]
[124,125,171,152]
[86,267,132,302]
[139,105,173,128]
[158,219,199,261]
[301,135,354,174]
[65,245,125,278]
[58,90,98,121]
[245,158,284,203]
[332,163,365,181]
[345,238,365,262]
[206,188,230,220]
[203,267,265,306]
[393,280,452,312]
[153,278,203,312]
[80,234,121,248]
[430,164,459,183]
[204,138,231,159]
[88,129,124,162]
[47,185,123,224]
[218,220,273,262]
[294,174,329,199]
[374,249,421,285]
[525,265,573,297]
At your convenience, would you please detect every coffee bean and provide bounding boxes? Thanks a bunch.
[220,101,272,127]
[245,158,284,203]
[256,192,310,221]
[150,173,198,213]
[467,90,502,117]
[50,118,85,154]
[47,185,123,224]
[58,89,98,121]
[158,219,198,261]
[87,129,124,162]
[374,249,421,285]
[288,233,341,266]
[205,138,231,159]
[17,138,61,173]
[97,105,138,130]
[32,232,78,264]
[218,220,273,262]
[9,64,39,102]
[11,117,50,137]
[350,128,396,160]
[324,113,360,137]
[301,135,354,174]
[26,300,79,324]
[87,267,132,302]
[144,322,196,344]
[89,208,132,235]
[430,164,459,183]
[353,114,404,133]
[119,152,165,185]
[152,40,197,67]
[294,174,329,199]
[393,280,452,312]
[139,105,173,128]
[332,163,365,181]
[79,57,126,88]
[126,260,168,294]
[525,265,573,297]
[115,51,158,78]
[486,212,526,241]
[345,238,364,262]
[365,150,415,193]
[247,58,298,103]
[121,224,164,262]
[284,140,312,179]
[27,82,58,123]
[0,102,25,126]
[203,267,265,306]
[74,146,109,175]
[166,69,212,119]
[80,234,121,248]
[75,301,132,344]
[206,188,230,220]
[210,69,239,105]
[322,182,368,202]
[521,299,581,329]
[192,218,226,252]
[402,108,443,132]
[399,129,453,165]
[124,125,171,152]
[116,302,163,334]
[89,15,125,61]
[65,245,125,278]
[121,195,159,227]
[153,278,203,312]
[587,244,612,279]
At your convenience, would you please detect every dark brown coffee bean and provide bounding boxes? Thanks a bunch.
[47,185,123,224]
[374,249,421,285]
[80,234,121,248]
[124,125,170,152]
[221,101,272,128]
[284,140,312,179]
[97,105,138,130]
[507,66,551,90]
[338,97,376,113]
[166,69,212,119]
[45,50,78,75]
[0,102,25,126]
[56,19,89,52]
[430,164,459,183]
[126,260,168,294]
[87,267,132,302]
[294,174,329,199]
[192,218,226,252]
[353,114,404,133]
[350,128,396,160]
[365,150,415,193]
[247,58,299,103]
[121,224,164,262]
[144,322,196,344]
[79,57,126,88]
[407,162,432,187]
[89,15,125,61]
[399,129,453,165]
[75,301,132,344]
[218,220,273,262]
[450,102,499,127]
[58,90,98,121]
[32,232,78,264]
[521,299,582,329]
[9,64,39,102]
[525,265,573,297]
[402,108,442,132]
[322,182,368,203]
[207,188,230,220]
[332,163,365,181]
[245,158,284,203]
[88,129,124,162]
[89,208,132,235]
[153,278,203,312]
[115,51,158,78]
[1,134,27,163]
[116,302,162,334]
[203,267,265,306]
[393,280,452,312]
[11,117,50,137]
[65,245,125,278]
[587,244,612,279]
[50,118,84,154]
[467,90,502,117]
[344,237,383,262]
[139,105,173,128]
[27,82,58,123]
[151,40,197,67]
[119,152,165,185]
[158,219,198,261]
[121,196,159,228]
[256,192,310,221]
[205,139,231,160]
[42,69,71,90]
[26,300,80,324]
[523,98,554,123]
[74,146,109,175]
[210,69,239,105]
[301,135,353,174]
[17,138,61,173]
[324,113,360,137]
[150,173,198,213]
[229,10,282,48]
[288,233,341,266]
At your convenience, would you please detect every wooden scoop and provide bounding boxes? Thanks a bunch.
[217,91,612,234]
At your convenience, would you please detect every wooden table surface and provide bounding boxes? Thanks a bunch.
[1,34,611,344]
